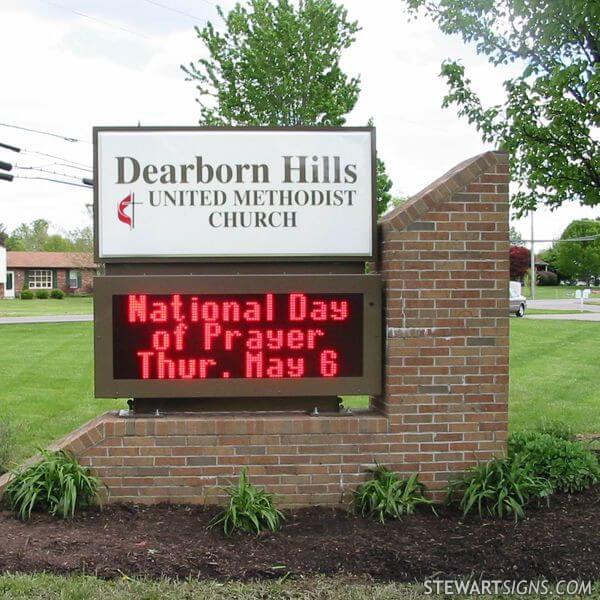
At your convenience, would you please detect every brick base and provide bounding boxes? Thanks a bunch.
[0,410,505,506]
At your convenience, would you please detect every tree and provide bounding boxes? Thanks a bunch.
[403,0,600,216]
[7,219,51,251]
[182,0,361,126]
[68,227,93,253]
[555,219,600,283]
[509,226,523,245]
[0,223,8,247]
[510,245,530,281]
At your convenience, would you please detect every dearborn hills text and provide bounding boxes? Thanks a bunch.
[114,155,364,228]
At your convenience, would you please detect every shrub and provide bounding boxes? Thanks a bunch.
[4,449,100,520]
[509,432,600,494]
[20,290,34,300]
[447,456,552,521]
[353,466,435,523]
[0,416,16,476]
[537,271,559,286]
[534,419,574,442]
[50,289,65,299]
[35,290,49,299]
[210,468,284,536]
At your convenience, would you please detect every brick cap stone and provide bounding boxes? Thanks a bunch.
[379,150,508,232]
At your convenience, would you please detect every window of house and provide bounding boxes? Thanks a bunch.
[69,270,80,289]
[28,269,53,289]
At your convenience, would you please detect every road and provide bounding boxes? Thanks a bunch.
[526,299,600,322]
[0,315,93,325]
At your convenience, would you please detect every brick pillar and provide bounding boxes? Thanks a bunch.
[376,150,510,492]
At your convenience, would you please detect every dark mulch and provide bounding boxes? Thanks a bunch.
[1,487,599,582]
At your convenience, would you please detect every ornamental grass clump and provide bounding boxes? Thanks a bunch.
[447,456,552,521]
[509,431,600,494]
[5,449,100,520]
[210,468,284,536]
[353,466,435,523]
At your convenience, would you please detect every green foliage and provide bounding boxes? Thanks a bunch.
[20,290,33,300]
[403,0,600,216]
[353,466,434,523]
[447,457,552,521]
[210,468,284,536]
[5,220,93,253]
[509,226,523,244]
[555,219,600,282]
[535,419,574,441]
[50,289,65,299]
[35,290,49,300]
[0,416,16,475]
[5,449,100,520]
[537,271,558,286]
[183,0,360,127]
[509,431,600,494]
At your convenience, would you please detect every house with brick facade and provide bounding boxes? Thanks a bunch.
[1,251,97,298]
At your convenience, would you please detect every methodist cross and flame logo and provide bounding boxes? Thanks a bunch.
[117,192,136,230]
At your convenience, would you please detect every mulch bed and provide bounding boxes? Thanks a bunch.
[1,487,599,582]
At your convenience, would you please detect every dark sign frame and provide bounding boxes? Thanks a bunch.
[94,274,382,398]
[93,126,378,263]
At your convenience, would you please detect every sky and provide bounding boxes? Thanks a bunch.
[0,0,598,250]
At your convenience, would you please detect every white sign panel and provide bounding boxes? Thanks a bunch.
[95,127,375,260]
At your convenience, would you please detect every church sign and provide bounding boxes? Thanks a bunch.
[94,127,376,261]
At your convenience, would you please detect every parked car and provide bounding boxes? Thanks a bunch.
[509,283,527,317]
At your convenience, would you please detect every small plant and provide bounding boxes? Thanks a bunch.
[209,468,284,536]
[20,290,34,300]
[0,416,16,475]
[509,432,600,494]
[535,419,574,441]
[447,456,552,521]
[5,449,100,520]
[35,290,49,300]
[353,466,435,523]
[50,289,65,299]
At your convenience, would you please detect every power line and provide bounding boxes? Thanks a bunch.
[0,122,90,144]
[27,162,93,173]
[15,165,89,182]
[12,174,91,189]
[140,0,214,21]
[20,149,91,170]
[41,0,152,40]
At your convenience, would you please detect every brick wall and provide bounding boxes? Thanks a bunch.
[0,151,510,506]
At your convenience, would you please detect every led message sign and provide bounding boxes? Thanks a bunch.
[94,127,375,261]
[113,293,363,380]
[94,275,381,398]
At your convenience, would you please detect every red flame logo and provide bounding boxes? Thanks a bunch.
[118,193,134,229]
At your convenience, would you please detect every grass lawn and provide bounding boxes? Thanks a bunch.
[522,284,600,300]
[0,575,436,599]
[0,323,119,461]
[509,319,600,432]
[1,319,599,460]
[526,308,590,315]
[0,297,93,317]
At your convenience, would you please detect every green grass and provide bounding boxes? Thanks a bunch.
[526,308,590,315]
[1,319,599,462]
[509,319,600,433]
[522,284,599,300]
[0,574,447,599]
[0,574,597,599]
[0,297,93,317]
[0,323,119,462]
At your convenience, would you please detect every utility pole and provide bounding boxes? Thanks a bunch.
[530,211,536,300]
